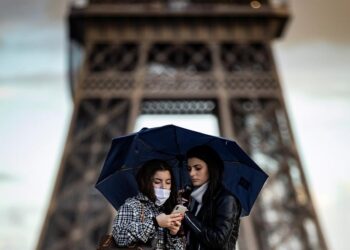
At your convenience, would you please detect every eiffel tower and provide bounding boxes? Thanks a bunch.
[37,0,328,249]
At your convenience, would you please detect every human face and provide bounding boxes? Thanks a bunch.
[187,157,209,187]
[152,170,172,190]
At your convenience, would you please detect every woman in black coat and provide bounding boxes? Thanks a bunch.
[183,145,241,250]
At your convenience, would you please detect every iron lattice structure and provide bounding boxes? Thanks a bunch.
[38,1,328,249]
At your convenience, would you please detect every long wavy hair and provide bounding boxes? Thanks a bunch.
[136,159,177,214]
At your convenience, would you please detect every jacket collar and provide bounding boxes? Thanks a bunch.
[191,182,209,205]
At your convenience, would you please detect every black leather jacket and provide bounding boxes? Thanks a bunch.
[183,185,241,250]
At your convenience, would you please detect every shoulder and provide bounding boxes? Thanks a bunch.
[120,196,138,208]
[116,196,149,220]
[119,195,146,212]
[123,193,150,206]
[215,186,241,212]
[121,194,157,213]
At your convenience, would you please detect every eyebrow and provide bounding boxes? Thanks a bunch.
[154,178,171,181]
[188,164,201,168]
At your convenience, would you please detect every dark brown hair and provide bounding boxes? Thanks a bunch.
[186,145,224,218]
[136,159,177,213]
[186,145,224,190]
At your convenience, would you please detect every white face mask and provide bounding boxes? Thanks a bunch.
[154,188,171,206]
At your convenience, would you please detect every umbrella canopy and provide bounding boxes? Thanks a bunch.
[96,125,268,216]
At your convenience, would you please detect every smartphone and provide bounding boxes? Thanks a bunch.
[171,204,188,214]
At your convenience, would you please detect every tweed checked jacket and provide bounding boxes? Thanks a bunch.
[112,193,184,250]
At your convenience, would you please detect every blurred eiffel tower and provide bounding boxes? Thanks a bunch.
[37,0,328,249]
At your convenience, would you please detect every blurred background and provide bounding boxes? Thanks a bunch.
[0,0,349,249]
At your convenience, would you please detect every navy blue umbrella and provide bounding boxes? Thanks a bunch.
[96,125,268,216]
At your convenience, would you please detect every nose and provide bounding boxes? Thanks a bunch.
[189,169,195,177]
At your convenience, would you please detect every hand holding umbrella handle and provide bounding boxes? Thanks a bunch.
[177,185,192,205]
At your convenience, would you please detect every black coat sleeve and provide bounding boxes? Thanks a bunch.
[184,194,240,248]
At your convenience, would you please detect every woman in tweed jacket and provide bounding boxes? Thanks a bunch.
[112,159,185,249]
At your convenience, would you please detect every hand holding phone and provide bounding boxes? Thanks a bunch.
[171,204,188,214]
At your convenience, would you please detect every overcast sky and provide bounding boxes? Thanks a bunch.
[0,0,349,249]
